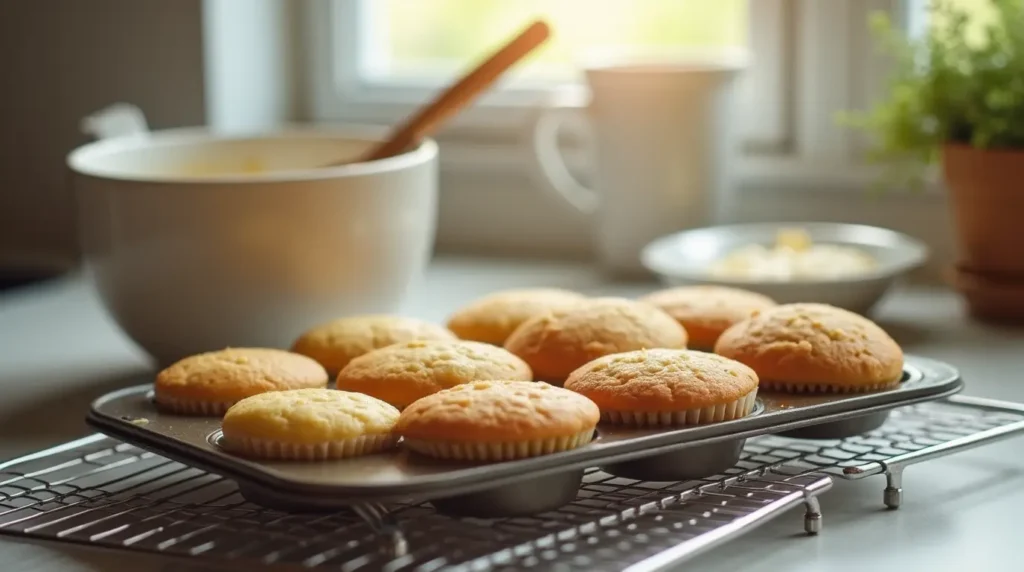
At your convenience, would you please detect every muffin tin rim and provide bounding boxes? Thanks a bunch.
[86,354,962,504]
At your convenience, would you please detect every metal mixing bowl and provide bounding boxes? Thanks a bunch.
[640,222,929,314]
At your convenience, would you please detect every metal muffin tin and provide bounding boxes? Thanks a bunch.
[86,354,962,518]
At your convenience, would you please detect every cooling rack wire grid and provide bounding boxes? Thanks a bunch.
[1,395,1023,571]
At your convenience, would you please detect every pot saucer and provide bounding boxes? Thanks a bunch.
[947,265,1024,325]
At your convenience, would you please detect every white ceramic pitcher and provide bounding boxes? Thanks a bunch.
[528,53,747,276]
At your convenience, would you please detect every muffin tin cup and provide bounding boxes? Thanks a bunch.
[764,368,921,440]
[229,466,586,517]
[152,396,235,417]
[86,355,963,518]
[428,470,585,517]
[600,438,746,482]
[774,410,891,440]
[601,390,758,427]
[225,433,399,462]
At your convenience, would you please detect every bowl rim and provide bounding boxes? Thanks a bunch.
[640,221,930,286]
[66,124,438,185]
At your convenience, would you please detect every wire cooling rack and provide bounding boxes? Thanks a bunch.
[1,395,1023,571]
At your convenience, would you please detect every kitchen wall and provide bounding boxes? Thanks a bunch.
[0,0,206,276]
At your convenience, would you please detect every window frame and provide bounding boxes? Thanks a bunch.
[307,0,914,171]
[300,0,951,280]
[309,0,794,146]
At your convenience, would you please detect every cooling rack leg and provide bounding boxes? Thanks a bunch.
[351,503,409,558]
[883,468,904,510]
[803,495,823,535]
[383,526,409,559]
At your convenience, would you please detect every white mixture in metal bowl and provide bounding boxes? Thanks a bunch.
[709,228,877,281]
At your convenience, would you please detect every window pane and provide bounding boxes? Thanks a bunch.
[365,0,748,81]
[910,0,998,41]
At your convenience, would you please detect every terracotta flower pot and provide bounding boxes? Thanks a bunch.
[943,144,1024,278]
[942,144,1024,322]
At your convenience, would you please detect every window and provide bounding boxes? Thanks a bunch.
[365,0,748,83]
[305,0,992,168]
[298,0,973,267]
[308,0,789,148]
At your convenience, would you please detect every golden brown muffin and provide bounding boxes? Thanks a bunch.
[291,315,457,375]
[503,297,687,384]
[564,348,759,426]
[640,286,777,350]
[336,339,533,409]
[446,288,588,345]
[395,380,599,462]
[221,388,399,461]
[154,348,329,416]
[714,303,904,393]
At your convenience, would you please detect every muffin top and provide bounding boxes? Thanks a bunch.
[503,297,687,383]
[446,288,588,345]
[221,388,400,444]
[154,347,328,403]
[640,286,777,350]
[395,381,599,443]
[336,339,533,409]
[291,315,456,374]
[714,303,904,390]
[564,348,759,412]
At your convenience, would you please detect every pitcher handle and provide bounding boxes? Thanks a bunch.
[526,98,600,214]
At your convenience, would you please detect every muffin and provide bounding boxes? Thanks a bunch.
[336,339,533,409]
[291,315,457,375]
[714,303,904,393]
[154,347,329,416]
[504,297,687,383]
[220,388,399,461]
[564,349,759,427]
[446,288,587,345]
[395,380,599,462]
[640,286,777,350]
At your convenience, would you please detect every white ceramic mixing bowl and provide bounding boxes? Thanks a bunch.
[68,126,438,366]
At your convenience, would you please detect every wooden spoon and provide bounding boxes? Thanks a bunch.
[349,20,551,164]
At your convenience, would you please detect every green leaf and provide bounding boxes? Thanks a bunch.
[841,0,1024,191]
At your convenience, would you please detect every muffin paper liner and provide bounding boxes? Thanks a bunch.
[402,428,595,462]
[153,395,236,417]
[223,433,397,461]
[601,389,758,427]
[759,379,902,394]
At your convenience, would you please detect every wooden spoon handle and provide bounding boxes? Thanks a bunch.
[359,20,551,163]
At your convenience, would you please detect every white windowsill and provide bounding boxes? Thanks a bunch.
[431,131,944,194]
[428,132,953,285]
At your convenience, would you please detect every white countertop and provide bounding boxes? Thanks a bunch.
[2,257,1023,572]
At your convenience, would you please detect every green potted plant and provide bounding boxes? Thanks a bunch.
[843,0,1024,322]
